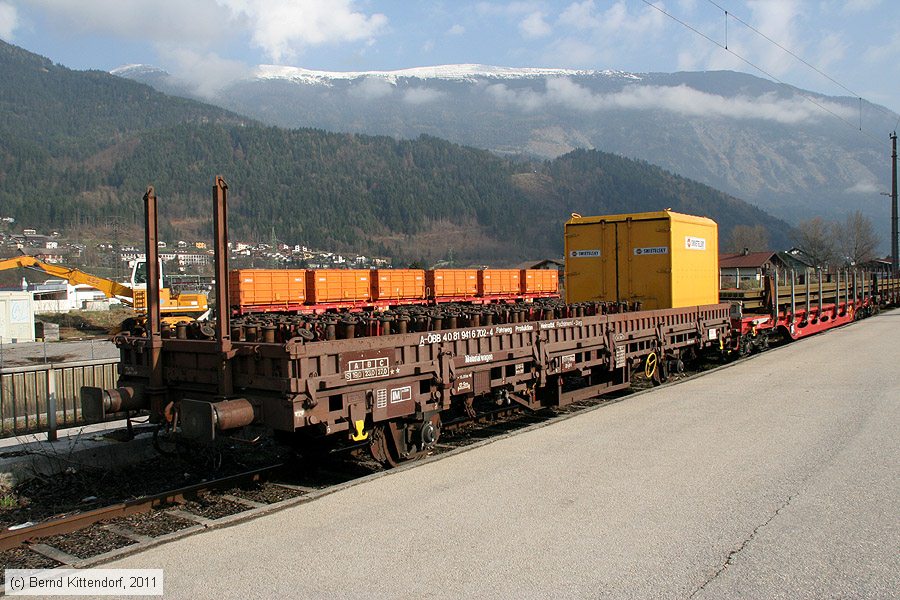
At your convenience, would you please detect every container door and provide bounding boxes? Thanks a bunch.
[618,218,671,309]
[565,221,616,303]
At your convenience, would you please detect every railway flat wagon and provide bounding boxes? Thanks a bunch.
[81,179,734,469]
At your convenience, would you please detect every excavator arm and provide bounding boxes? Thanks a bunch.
[0,256,135,306]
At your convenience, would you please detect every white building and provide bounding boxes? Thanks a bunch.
[175,252,211,267]
[0,290,35,343]
[28,280,108,313]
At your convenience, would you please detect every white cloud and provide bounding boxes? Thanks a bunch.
[746,0,801,74]
[29,0,227,44]
[702,0,801,76]
[422,39,435,53]
[486,83,546,111]
[845,180,880,194]
[559,0,665,36]
[349,77,394,100]
[864,32,900,64]
[0,1,18,39]
[219,0,388,62]
[814,33,847,72]
[29,1,387,63]
[156,48,253,97]
[475,2,542,17]
[519,11,551,38]
[402,87,446,105]
[550,0,665,67]
[544,37,606,67]
[558,1,600,31]
[486,78,856,124]
[447,24,465,36]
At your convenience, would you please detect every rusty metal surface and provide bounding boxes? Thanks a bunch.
[212,176,233,399]
[143,186,165,422]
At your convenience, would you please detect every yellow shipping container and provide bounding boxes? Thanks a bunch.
[564,210,718,309]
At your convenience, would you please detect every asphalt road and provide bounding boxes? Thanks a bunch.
[81,310,899,599]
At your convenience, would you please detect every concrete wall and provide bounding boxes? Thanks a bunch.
[0,291,36,343]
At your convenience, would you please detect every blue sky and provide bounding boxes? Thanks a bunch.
[1,1,898,113]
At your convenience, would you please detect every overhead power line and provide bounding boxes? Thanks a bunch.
[704,0,898,127]
[637,0,886,148]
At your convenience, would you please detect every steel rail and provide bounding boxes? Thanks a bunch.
[0,463,282,552]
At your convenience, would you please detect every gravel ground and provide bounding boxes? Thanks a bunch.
[0,547,61,583]
[40,524,135,559]
[225,483,305,505]
[179,494,249,520]
[112,510,195,537]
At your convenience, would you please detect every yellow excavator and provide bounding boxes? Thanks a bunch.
[0,255,209,323]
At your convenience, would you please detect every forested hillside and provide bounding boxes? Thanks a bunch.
[0,40,793,263]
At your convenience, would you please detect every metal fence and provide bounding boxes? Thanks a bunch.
[0,358,119,440]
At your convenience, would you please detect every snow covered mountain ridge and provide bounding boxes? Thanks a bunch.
[254,63,643,85]
[110,62,642,85]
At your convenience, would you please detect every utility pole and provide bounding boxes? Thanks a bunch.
[892,131,898,274]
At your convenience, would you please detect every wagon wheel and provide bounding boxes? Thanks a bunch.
[369,423,400,468]
[370,414,441,469]
[644,350,667,386]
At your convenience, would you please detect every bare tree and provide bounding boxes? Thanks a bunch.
[836,210,879,265]
[795,217,839,268]
[727,224,769,252]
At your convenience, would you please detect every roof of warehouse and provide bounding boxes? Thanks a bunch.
[719,251,777,269]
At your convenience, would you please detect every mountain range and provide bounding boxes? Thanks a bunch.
[0,40,794,265]
[115,62,899,237]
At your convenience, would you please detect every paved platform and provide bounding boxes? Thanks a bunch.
[0,338,116,368]
[87,310,899,599]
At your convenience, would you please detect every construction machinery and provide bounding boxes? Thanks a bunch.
[0,255,209,321]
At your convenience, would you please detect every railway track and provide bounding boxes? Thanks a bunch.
[0,464,306,579]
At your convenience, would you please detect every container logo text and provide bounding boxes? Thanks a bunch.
[570,249,601,257]
[685,236,706,250]
[634,246,668,256]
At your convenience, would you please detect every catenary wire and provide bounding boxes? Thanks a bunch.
[704,0,899,129]
[637,0,886,148]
